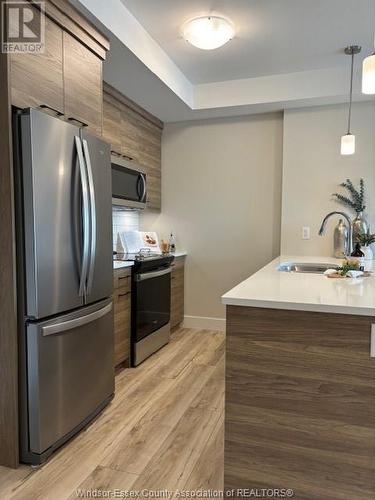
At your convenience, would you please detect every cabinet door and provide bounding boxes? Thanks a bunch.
[146,170,161,210]
[120,108,162,209]
[10,8,64,113]
[138,119,162,210]
[103,96,122,154]
[170,260,185,329]
[113,268,131,367]
[113,290,131,366]
[120,107,141,161]
[63,32,102,136]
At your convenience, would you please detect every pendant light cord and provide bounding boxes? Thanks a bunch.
[347,51,354,134]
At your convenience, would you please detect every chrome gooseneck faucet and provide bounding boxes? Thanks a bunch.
[318,211,353,255]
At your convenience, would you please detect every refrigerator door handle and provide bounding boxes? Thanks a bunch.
[41,302,112,336]
[82,139,97,295]
[75,136,90,297]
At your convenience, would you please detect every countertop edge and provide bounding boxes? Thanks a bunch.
[222,297,375,317]
[113,251,187,270]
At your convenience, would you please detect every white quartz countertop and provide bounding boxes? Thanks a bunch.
[113,261,134,269]
[222,255,375,316]
[113,251,187,270]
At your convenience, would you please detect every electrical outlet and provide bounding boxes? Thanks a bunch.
[302,226,310,240]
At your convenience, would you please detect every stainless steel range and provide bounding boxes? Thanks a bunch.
[115,251,174,366]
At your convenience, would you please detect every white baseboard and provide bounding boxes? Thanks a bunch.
[183,315,226,332]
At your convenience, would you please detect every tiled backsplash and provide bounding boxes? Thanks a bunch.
[112,208,140,252]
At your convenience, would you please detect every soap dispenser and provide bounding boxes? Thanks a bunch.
[333,219,348,258]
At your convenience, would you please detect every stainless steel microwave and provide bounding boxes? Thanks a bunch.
[111,154,147,209]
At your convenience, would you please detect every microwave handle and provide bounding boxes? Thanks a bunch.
[140,173,147,203]
[136,174,142,200]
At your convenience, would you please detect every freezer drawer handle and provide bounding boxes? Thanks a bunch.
[82,139,97,295]
[75,136,90,296]
[41,302,112,336]
[135,267,172,281]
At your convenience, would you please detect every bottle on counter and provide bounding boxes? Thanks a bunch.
[169,232,176,253]
[333,219,348,258]
[351,242,365,271]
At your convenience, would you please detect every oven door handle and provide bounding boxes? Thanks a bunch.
[135,267,172,281]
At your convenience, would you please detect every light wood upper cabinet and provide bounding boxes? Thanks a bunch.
[102,96,122,153]
[9,5,107,137]
[120,105,162,210]
[63,32,102,136]
[10,7,64,114]
[103,84,163,211]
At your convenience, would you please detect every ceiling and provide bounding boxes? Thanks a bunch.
[121,0,375,84]
[73,0,375,122]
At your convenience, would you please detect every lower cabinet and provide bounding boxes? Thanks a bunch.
[170,256,185,329]
[225,306,375,497]
[113,267,131,367]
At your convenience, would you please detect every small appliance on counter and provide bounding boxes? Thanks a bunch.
[116,231,175,366]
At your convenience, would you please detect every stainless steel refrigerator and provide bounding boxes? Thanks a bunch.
[14,108,114,465]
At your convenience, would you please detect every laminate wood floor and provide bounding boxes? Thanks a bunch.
[0,328,225,500]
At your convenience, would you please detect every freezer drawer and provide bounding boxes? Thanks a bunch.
[25,299,114,455]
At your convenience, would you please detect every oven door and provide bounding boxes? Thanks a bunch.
[133,267,171,342]
[111,156,147,209]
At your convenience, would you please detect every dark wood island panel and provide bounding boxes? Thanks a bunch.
[225,305,375,499]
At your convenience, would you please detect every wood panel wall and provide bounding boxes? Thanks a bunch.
[0,0,109,469]
[225,305,375,499]
[0,1,19,468]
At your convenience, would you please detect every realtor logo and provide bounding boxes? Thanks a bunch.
[1,1,45,53]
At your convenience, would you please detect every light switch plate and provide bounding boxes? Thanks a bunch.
[302,226,310,240]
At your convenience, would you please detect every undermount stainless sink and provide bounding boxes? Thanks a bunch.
[278,262,340,274]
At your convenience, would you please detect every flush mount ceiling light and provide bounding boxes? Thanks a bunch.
[341,45,361,156]
[182,16,235,50]
[362,35,375,94]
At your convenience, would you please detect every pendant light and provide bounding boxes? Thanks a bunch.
[362,35,375,94]
[341,45,361,156]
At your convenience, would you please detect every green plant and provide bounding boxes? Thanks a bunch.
[339,259,360,276]
[332,178,365,213]
[357,230,375,247]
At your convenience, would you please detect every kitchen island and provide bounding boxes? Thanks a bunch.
[222,256,375,499]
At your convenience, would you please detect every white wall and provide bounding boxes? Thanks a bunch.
[141,113,283,321]
[281,102,375,256]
